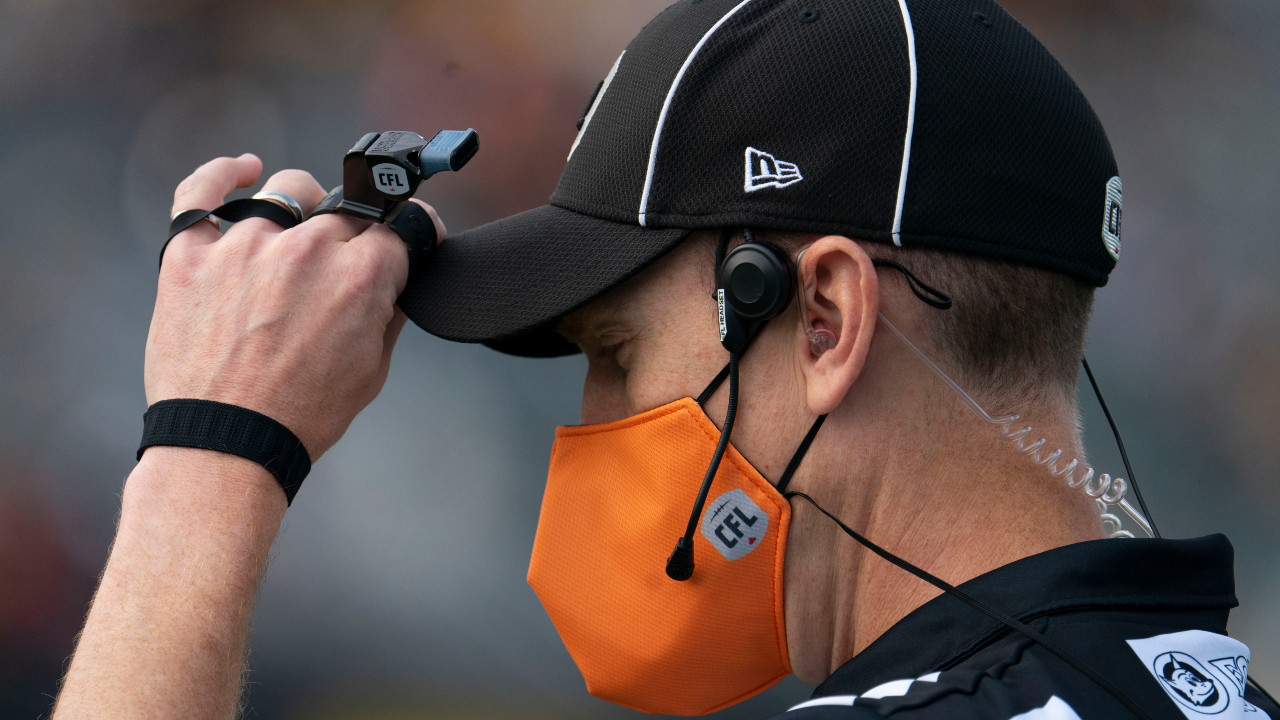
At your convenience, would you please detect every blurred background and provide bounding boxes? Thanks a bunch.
[1,0,1277,717]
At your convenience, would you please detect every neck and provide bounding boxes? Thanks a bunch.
[782,349,1106,685]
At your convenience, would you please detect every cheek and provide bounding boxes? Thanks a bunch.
[579,340,704,425]
[623,331,725,415]
[622,362,688,416]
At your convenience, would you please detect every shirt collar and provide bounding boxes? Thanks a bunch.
[814,534,1238,697]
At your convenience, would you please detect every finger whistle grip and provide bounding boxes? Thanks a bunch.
[311,129,480,222]
[306,129,474,279]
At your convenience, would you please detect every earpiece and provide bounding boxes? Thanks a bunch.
[806,326,836,356]
[716,235,794,354]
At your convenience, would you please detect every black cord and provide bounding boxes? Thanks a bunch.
[683,352,739,541]
[786,491,1158,720]
[696,364,731,406]
[666,352,740,580]
[1082,358,1159,538]
[775,414,826,494]
[871,259,952,310]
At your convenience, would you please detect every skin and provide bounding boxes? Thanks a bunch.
[560,232,1105,683]
[54,156,440,719]
[54,156,1103,717]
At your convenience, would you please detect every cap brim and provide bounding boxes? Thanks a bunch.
[399,204,691,357]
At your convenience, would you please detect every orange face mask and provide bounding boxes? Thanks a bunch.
[527,395,796,716]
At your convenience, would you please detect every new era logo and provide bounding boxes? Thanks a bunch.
[744,147,803,193]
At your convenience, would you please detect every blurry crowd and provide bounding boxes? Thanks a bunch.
[0,0,1276,718]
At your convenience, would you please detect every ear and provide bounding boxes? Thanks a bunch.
[795,236,879,415]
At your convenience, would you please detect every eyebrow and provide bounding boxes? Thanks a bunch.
[556,301,626,345]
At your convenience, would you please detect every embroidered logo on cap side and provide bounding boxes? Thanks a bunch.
[1127,629,1266,719]
[745,147,803,192]
[701,489,769,561]
[1102,176,1123,261]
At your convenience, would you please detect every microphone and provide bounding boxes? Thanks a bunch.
[665,537,695,581]
[665,352,740,581]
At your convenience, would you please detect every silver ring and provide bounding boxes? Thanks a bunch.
[252,190,305,224]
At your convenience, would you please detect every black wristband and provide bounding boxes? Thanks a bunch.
[138,399,311,505]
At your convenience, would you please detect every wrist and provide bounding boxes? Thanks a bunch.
[126,446,289,530]
[115,446,287,612]
[138,398,311,504]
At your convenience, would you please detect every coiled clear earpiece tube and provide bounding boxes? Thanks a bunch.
[876,313,1154,538]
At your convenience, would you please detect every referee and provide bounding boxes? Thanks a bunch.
[55,1,1278,719]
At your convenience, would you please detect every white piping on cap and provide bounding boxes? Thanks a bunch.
[568,51,625,163]
[891,0,918,247]
[638,0,759,227]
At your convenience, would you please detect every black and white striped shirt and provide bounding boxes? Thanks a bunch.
[771,535,1277,720]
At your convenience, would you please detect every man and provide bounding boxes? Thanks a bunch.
[54,1,1277,719]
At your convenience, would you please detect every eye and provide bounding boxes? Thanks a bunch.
[594,335,629,363]
[584,329,634,369]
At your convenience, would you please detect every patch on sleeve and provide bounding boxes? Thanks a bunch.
[1008,696,1083,720]
[1127,629,1270,719]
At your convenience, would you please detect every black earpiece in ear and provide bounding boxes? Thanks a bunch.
[716,239,793,353]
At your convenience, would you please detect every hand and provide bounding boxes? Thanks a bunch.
[146,154,445,460]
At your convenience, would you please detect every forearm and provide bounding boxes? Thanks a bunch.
[55,447,287,720]
[53,155,415,718]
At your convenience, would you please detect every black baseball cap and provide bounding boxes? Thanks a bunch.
[399,0,1123,358]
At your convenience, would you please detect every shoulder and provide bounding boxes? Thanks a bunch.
[766,629,1279,720]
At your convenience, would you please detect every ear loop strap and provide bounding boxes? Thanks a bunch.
[775,414,827,494]
[785,490,1157,720]
[870,259,952,309]
[696,364,731,406]
[695,365,827,493]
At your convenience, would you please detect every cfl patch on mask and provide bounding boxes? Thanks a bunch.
[701,489,769,561]
[1127,629,1267,719]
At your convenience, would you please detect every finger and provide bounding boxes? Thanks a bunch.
[352,199,444,295]
[381,307,409,371]
[410,199,448,244]
[299,209,376,244]
[170,154,263,245]
[232,169,330,236]
[296,197,445,248]
[260,169,328,217]
[348,220,412,296]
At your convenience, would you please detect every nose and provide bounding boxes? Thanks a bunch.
[579,360,628,425]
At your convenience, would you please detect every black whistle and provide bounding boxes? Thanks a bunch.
[310,129,478,279]
[312,129,479,222]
